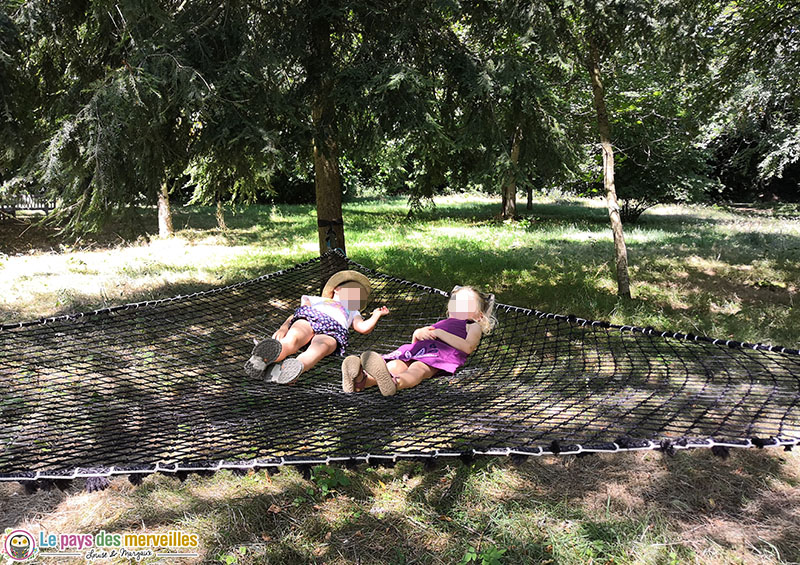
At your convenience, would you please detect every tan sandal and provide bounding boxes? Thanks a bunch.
[341,355,368,393]
[360,351,398,396]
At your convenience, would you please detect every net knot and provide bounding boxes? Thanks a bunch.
[85,476,110,492]
[711,445,730,459]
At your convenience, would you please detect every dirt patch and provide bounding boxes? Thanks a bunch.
[0,217,62,255]
[0,216,142,256]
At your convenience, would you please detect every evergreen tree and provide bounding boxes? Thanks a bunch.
[705,0,800,200]
[459,2,578,219]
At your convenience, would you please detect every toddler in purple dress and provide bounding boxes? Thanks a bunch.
[342,285,495,396]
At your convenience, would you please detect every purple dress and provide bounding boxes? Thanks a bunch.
[383,318,474,374]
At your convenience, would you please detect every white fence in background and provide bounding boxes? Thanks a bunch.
[0,192,56,216]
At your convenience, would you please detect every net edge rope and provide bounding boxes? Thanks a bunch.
[2,435,798,482]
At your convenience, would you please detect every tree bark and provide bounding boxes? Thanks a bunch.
[501,125,522,219]
[215,198,227,230]
[309,1,345,256]
[526,186,533,210]
[587,42,631,299]
[157,180,173,237]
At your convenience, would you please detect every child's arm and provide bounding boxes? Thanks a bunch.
[272,314,295,339]
[432,323,483,355]
[412,325,437,343]
[352,306,390,334]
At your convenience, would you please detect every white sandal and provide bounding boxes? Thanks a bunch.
[272,358,304,384]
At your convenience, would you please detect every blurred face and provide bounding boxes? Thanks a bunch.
[334,283,362,310]
[448,289,482,321]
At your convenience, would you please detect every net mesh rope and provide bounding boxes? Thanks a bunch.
[1,250,799,482]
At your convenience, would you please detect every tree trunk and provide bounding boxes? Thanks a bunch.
[526,186,533,210]
[309,1,345,256]
[312,105,344,254]
[501,125,522,219]
[215,198,227,230]
[587,42,631,299]
[157,180,173,238]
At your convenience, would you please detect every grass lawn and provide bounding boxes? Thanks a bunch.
[1,193,799,564]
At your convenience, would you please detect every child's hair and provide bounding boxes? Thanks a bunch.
[450,285,497,334]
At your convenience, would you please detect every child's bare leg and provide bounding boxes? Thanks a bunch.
[386,359,409,376]
[296,335,337,372]
[276,320,314,361]
[394,361,438,390]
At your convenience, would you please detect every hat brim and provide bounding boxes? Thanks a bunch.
[322,270,371,311]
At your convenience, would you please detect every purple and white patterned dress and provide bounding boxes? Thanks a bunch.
[290,296,360,356]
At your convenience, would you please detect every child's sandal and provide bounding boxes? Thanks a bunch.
[244,338,282,378]
[360,351,397,397]
[342,355,367,393]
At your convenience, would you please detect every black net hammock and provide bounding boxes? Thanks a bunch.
[2,249,799,490]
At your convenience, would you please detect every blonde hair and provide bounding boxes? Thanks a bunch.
[449,285,497,334]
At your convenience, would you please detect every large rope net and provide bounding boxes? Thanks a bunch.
[2,250,799,485]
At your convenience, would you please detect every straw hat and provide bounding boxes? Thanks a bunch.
[322,270,372,311]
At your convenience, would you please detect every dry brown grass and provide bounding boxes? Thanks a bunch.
[2,448,798,564]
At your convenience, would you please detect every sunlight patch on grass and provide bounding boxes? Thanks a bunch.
[463,465,534,505]
[546,229,612,243]
[1,236,310,323]
[684,255,729,277]
[709,298,743,316]
[633,281,693,310]
[16,482,131,533]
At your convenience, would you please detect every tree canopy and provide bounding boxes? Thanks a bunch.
[1,0,798,236]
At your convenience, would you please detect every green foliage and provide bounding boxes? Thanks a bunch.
[216,545,247,565]
[573,57,722,220]
[2,0,282,232]
[3,0,216,231]
[2,0,799,235]
[461,544,507,565]
[703,0,800,201]
[455,2,579,195]
[309,465,350,496]
[546,0,725,217]
[0,5,34,178]
[704,74,800,199]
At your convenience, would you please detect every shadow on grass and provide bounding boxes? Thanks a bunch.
[350,227,800,346]
[1,197,774,257]
[404,450,800,562]
[79,469,456,564]
[0,483,68,530]
[4,449,795,563]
